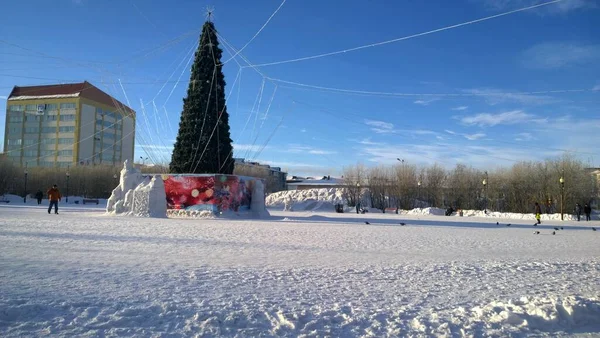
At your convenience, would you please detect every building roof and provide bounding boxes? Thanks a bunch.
[7,81,135,116]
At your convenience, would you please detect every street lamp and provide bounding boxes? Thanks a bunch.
[560,174,564,221]
[66,166,70,204]
[482,171,488,213]
[417,181,421,207]
[23,165,28,203]
[139,156,148,166]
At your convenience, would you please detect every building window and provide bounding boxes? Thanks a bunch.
[57,162,70,168]
[25,104,37,111]
[41,127,57,133]
[59,114,76,122]
[23,139,36,145]
[7,139,22,145]
[40,150,55,157]
[9,105,24,112]
[8,116,23,123]
[39,161,55,167]
[42,138,56,145]
[23,150,38,157]
[26,115,42,122]
[45,115,58,121]
[59,126,75,133]
[8,127,21,134]
[60,103,76,110]
[25,127,39,133]
[8,150,20,157]
[58,150,73,156]
[45,104,58,111]
[58,138,73,144]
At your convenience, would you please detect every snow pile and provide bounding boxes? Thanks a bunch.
[404,207,446,216]
[464,296,600,334]
[167,209,216,219]
[106,160,166,218]
[460,209,578,221]
[266,188,345,212]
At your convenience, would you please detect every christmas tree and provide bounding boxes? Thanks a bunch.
[170,20,234,174]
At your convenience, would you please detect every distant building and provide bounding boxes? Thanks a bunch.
[286,176,343,190]
[3,81,135,168]
[233,158,287,193]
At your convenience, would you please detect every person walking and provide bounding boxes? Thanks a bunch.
[584,203,592,221]
[575,203,582,221]
[47,185,61,214]
[535,202,542,224]
[35,190,43,205]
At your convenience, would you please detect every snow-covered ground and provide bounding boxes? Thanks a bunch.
[1,202,599,337]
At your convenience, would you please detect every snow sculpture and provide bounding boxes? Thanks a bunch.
[106,160,166,218]
[130,176,167,218]
[249,179,270,218]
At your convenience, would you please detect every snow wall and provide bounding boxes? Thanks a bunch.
[106,161,267,218]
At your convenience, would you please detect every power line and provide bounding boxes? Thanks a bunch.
[243,0,563,68]
[221,0,287,65]
[268,77,594,98]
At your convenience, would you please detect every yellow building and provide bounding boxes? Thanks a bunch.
[3,81,135,168]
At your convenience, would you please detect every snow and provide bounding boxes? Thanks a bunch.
[266,188,590,221]
[8,93,80,100]
[106,160,166,218]
[1,189,599,336]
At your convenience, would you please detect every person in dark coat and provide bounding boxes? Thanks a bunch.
[35,190,43,205]
[534,202,542,224]
[47,185,61,214]
[575,203,582,221]
[583,204,592,221]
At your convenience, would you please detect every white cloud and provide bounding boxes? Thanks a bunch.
[136,144,173,151]
[233,143,265,152]
[515,132,535,141]
[463,133,486,141]
[522,42,600,69]
[593,84,600,91]
[460,110,546,127]
[308,150,336,155]
[287,144,336,155]
[463,88,555,105]
[413,98,439,106]
[452,106,469,111]
[482,0,592,14]
[445,129,485,141]
[300,128,307,133]
[365,119,395,134]
[358,138,386,146]
[0,95,7,100]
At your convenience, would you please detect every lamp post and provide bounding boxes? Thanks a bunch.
[482,171,488,213]
[23,165,28,203]
[66,166,70,204]
[417,180,421,208]
[560,174,564,221]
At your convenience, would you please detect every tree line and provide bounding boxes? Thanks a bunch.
[342,156,598,214]
[0,157,287,199]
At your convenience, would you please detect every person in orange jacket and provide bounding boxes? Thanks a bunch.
[47,184,61,214]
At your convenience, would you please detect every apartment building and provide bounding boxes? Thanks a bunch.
[3,81,135,167]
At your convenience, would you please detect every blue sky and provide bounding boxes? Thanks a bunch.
[1,0,598,176]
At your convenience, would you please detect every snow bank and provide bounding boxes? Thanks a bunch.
[266,188,345,212]
[266,188,589,221]
[464,296,600,334]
